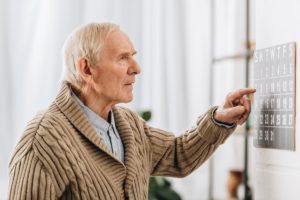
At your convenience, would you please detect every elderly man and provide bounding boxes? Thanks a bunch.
[8,22,255,199]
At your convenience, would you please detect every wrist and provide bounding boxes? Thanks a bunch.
[212,108,235,128]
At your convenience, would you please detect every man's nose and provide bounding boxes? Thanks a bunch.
[129,59,141,75]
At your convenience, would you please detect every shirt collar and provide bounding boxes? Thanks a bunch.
[71,91,118,138]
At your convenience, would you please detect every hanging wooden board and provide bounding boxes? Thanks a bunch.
[253,42,296,151]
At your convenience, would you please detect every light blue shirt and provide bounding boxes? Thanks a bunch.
[72,92,124,162]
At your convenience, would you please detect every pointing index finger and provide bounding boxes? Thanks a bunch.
[229,88,256,101]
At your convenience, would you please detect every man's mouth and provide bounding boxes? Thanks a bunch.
[125,82,135,85]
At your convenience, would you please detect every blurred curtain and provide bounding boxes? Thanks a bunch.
[0,0,243,199]
[212,0,254,198]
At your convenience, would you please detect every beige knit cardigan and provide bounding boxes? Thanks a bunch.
[8,82,235,200]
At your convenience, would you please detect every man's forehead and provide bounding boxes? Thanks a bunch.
[103,32,136,54]
[103,45,136,55]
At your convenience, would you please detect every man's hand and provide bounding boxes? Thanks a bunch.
[214,88,256,125]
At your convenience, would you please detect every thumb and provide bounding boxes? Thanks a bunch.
[226,106,245,119]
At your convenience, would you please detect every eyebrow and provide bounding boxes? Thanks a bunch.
[118,50,137,57]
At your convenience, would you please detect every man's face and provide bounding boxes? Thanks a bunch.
[90,30,141,104]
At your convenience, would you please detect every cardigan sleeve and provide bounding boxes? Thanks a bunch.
[8,150,56,200]
[143,106,237,177]
[8,112,65,200]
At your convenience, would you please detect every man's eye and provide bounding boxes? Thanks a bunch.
[121,55,129,60]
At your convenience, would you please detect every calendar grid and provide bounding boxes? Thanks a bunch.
[253,42,296,151]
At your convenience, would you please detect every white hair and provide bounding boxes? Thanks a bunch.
[61,22,120,88]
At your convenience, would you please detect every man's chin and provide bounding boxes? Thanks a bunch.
[120,95,133,103]
[123,97,133,103]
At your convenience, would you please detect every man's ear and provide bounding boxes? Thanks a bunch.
[77,57,92,82]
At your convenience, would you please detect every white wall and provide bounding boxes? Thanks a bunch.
[255,0,300,199]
